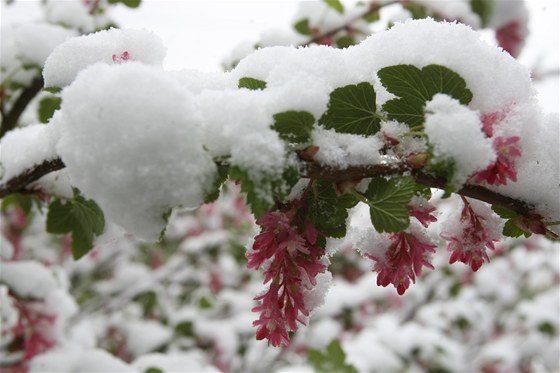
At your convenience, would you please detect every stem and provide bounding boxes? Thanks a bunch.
[545,221,560,226]
[0,75,44,139]
[0,158,65,198]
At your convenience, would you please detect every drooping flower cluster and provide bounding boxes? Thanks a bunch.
[247,208,326,347]
[441,197,503,272]
[474,111,522,186]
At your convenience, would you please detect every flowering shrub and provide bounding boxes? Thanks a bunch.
[0,0,558,372]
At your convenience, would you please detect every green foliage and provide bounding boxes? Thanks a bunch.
[46,190,105,259]
[308,340,358,373]
[229,166,272,218]
[38,96,61,123]
[294,18,311,35]
[425,152,458,197]
[107,0,141,8]
[308,180,358,238]
[470,0,494,27]
[537,321,555,336]
[143,368,164,373]
[204,163,230,203]
[364,176,415,233]
[363,11,380,23]
[336,35,355,48]
[238,77,267,90]
[271,111,315,144]
[492,206,530,238]
[403,2,429,19]
[175,321,194,337]
[1,193,36,215]
[320,82,382,136]
[322,0,344,14]
[378,64,473,126]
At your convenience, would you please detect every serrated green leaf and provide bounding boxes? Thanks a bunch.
[204,163,229,203]
[38,96,61,123]
[378,64,473,126]
[322,0,344,13]
[46,193,105,259]
[492,205,517,219]
[294,18,311,35]
[364,176,415,233]
[229,167,272,218]
[308,180,358,238]
[238,77,267,90]
[470,0,494,27]
[320,82,381,136]
[503,220,530,238]
[272,111,315,144]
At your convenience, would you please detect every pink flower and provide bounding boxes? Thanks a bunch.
[474,135,521,186]
[247,210,326,346]
[441,198,502,272]
[408,197,437,228]
[112,51,130,64]
[366,229,436,295]
[496,20,525,58]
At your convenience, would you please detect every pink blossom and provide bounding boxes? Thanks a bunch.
[247,210,326,346]
[496,20,525,58]
[112,51,130,64]
[408,197,437,228]
[441,198,502,272]
[366,230,436,295]
[474,135,521,186]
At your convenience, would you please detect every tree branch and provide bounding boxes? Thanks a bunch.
[0,158,65,198]
[0,75,44,139]
[0,156,534,217]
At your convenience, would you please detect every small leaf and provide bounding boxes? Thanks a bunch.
[363,11,380,23]
[229,166,272,218]
[320,82,381,136]
[470,0,494,27]
[335,35,355,48]
[1,193,35,215]
[46,191,105,259]
[38,96,61,123]
[378,64,472,126]
[322,0,344,14]
[492,205,518,219]
[503,220,529,238]
[403,2,429,19]
[107,0,141,8]
[238,77,267,90]
[364,176,415,233]
[308,180,358,238]
[294,18,311,35]
[308,340,358,373]
[204,163,229,203]
[272,111,315,144]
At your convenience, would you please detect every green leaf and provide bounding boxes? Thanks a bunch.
[425,156,457,198]
[175,321,194,337]
[491,205,517,219]
[107,0,141,8]
[272,111,315,144]
[364,176,415,233]
[470,0,494,27]
[335,35,355,48]
[238,77,267,90]
[378,64,473,126]
[204,163,229,203]
[308,341,358,373]
[403,2,428,19]
[46,191,105,259]
[503,220,529,238]
[1,193,35,215]
[38,96,61,123]
[320,82,381,136]
[363,11,380,23]
[144,368,164,373]
[308,180,358,238]
[294,18,311,35]
[322,0,344,13]
[229,167,272,218]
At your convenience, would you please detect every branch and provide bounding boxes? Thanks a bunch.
[0,75,44,139]
[0,156,533,217]
[0,158,65,198]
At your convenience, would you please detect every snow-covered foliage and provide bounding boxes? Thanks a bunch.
[0,0,558,372]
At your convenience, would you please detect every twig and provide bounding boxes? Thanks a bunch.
[0,75,44,139]
[0,158,65,198]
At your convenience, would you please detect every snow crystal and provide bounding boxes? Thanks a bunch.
[43,28,167,88]
[56,62,216,240]
[425,94,495,187]
[0,261,58,299]
[0,123,59,183]
[312,127,384,168]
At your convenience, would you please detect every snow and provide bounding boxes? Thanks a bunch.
[44,1,97,33]
[312,128,384,168]
[0,261,58,299]
[0,123,59,183]
[424,94,496,187]
[43,28,167,88]
[133,353,220,372]
[125,320,173,357]
[55,62,217,240]
[29,347,133,372]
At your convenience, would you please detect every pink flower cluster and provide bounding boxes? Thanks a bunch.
[474,111,522,186]
[111,51,130,64]
[247,210,326,347]
[441,198,502,272]
[496,20,525,58]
